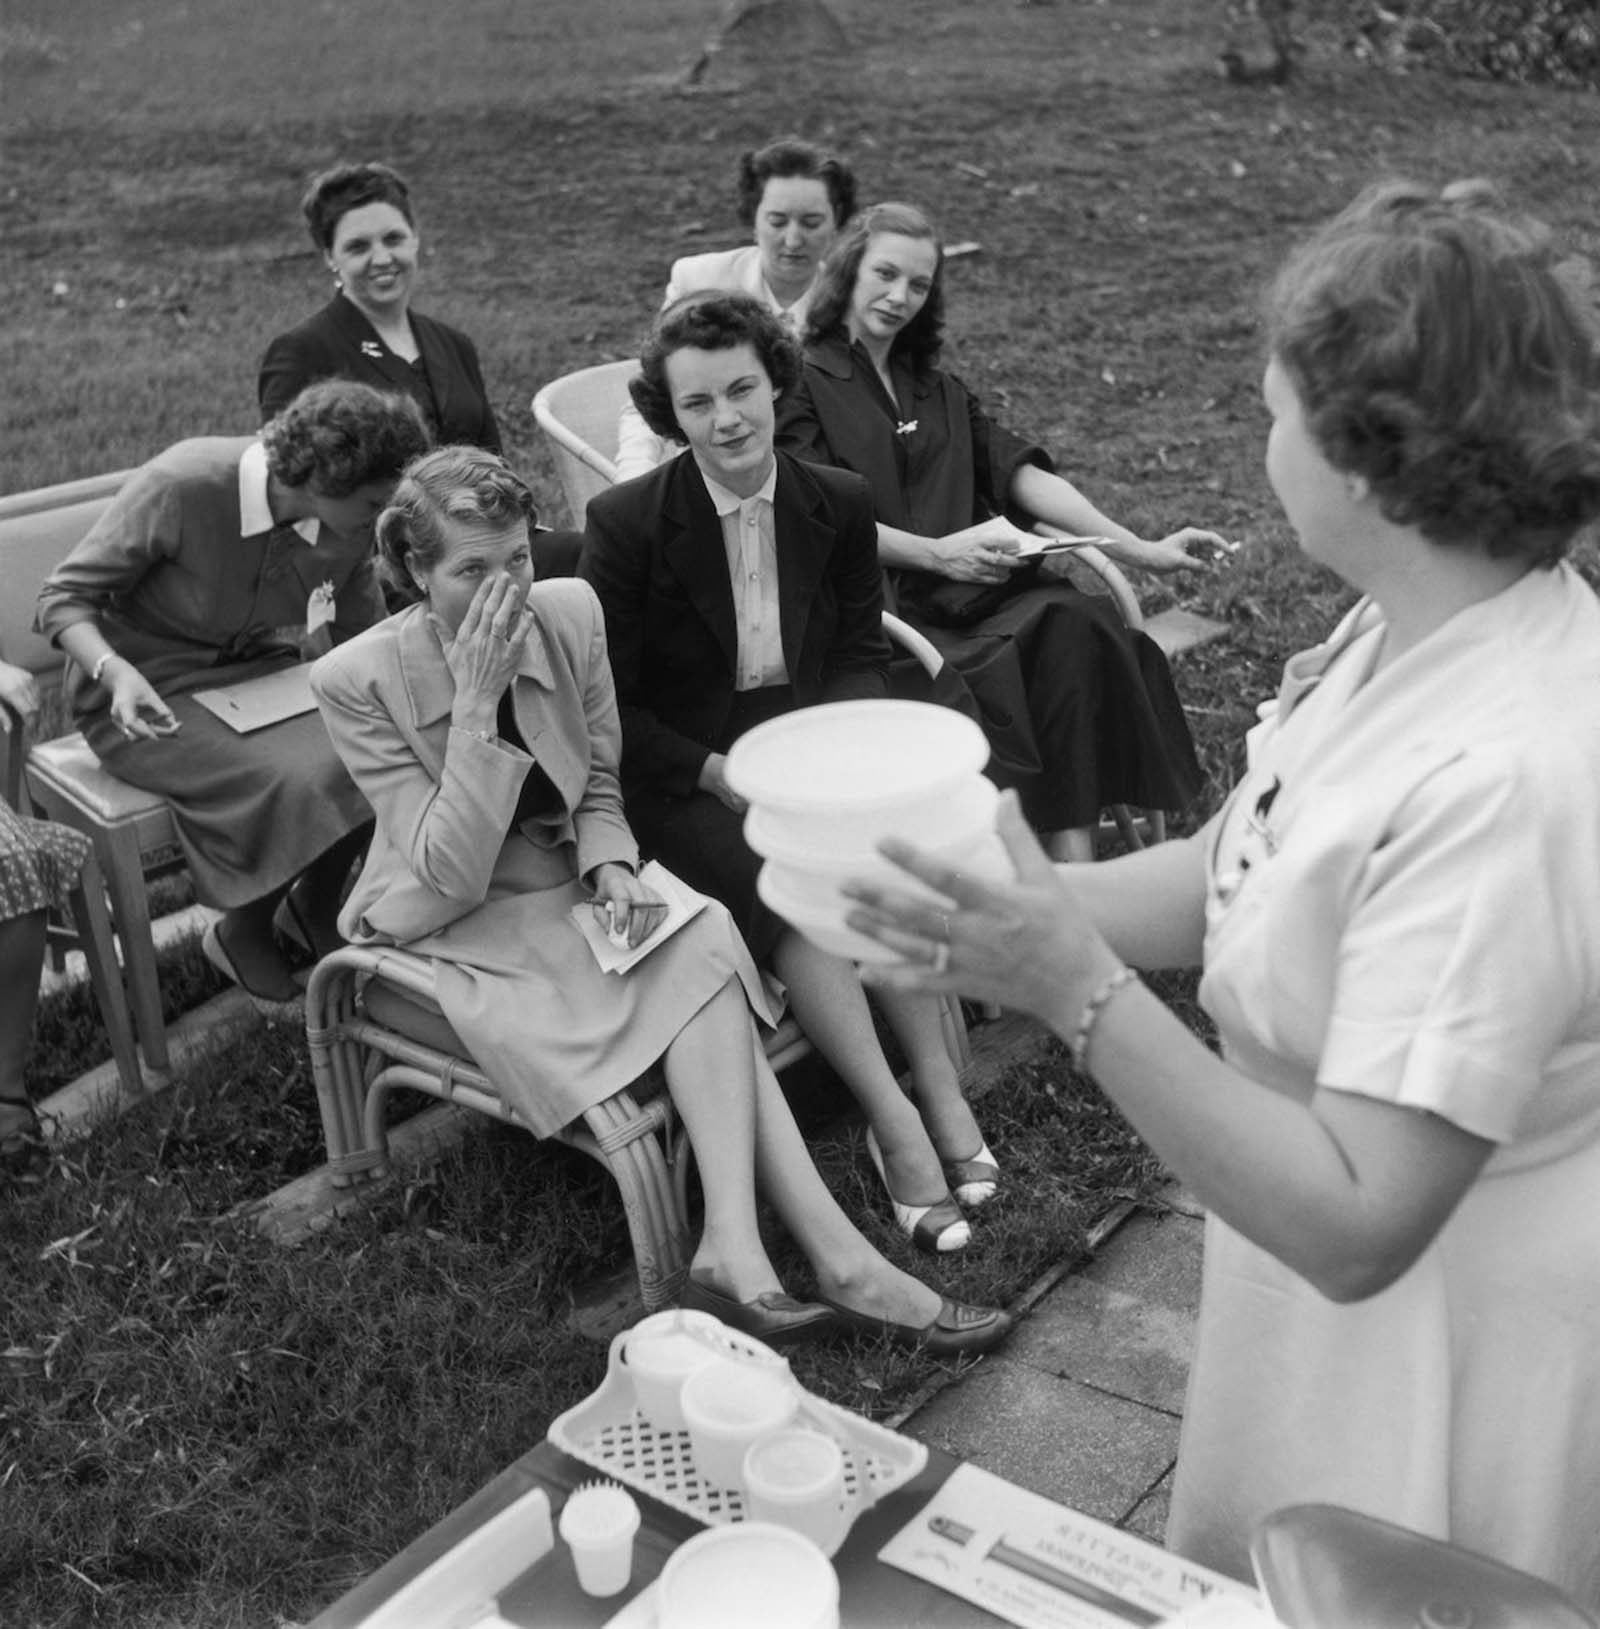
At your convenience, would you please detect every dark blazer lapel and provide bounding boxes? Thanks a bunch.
[326,294,424,398]
[773,455,830,673]
[662,457,739,676]
[410,311,456,429]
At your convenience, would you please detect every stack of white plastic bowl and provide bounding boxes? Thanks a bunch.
[725,699,1012,963]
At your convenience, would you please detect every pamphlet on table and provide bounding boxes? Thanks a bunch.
[879,1462,1264,1629]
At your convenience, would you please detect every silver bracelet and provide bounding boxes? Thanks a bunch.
[451,724,497,745]
[1069,965,1141,1074]
[90,651,119,685]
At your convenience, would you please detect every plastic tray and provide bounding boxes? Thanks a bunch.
[547,1312,928,1531]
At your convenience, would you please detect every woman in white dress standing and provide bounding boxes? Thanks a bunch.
[841,178,1600,1604]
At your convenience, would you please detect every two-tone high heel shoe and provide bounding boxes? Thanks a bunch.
[942,1142,1001,1209]
[864,1127,971,1254]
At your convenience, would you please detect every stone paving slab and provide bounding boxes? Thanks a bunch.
[1008,1272,1196,1416]
[906,1359,1180,1524]
[903,1192,1206,1542]
[1144,606,1229,658]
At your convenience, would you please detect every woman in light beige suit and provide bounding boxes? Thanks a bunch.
[310,446,1010,1357]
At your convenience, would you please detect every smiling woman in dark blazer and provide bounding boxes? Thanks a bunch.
[580,291,1007,1265]
[258,162,502,454]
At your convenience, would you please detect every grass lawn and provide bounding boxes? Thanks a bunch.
[4,1,1599,1624]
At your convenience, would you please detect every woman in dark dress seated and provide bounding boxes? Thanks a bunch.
[777,202,1230,861]
[259,162,502,453]
[260,162,582,580]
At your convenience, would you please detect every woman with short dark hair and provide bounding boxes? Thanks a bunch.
[35,380,432,1003]
[586,292,1003,1264]
[258,161,502,454]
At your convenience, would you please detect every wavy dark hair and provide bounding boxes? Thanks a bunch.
[374,447,538,604]
[1269,177,1600,565]
[803,201,946,374]
[735,136,857,230]
[261,380,432,497]
[301,161,415,253]
[629,291,802,444]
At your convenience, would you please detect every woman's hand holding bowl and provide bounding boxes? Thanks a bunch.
[936,517,1028,583]
[844,790,1121,1033]
[438,571,535,724]
[589,863,669,950]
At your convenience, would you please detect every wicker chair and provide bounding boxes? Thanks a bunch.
[303,942,970,1312]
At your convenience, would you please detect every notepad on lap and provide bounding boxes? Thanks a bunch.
[191,664,317,733]
[1013,533,1109,558]
[570,860,709,974]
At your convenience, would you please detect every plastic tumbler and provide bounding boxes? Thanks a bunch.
[680,1358,798,1489]
[623,1325,724,1433]
[742,1428,852,1557]
[557,1481,641,1598]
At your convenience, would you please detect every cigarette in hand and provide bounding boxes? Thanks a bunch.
[601,902,632,949]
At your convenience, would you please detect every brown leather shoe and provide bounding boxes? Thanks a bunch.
[679,1275,837,1347]
[817,1293,1013,1358]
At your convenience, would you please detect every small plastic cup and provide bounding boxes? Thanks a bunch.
[558,1482,641,1598]
[680,1358,799,1489]
[742,1428,851,1557]
[622,1324,724,1433]
[657,1522,839,1629]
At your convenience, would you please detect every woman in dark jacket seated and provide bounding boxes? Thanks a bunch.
[582,292,1003,1259]
[777,202,1229,861]
[259,161,501,454]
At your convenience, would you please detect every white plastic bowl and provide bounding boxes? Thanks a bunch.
[725,701,990,840]
[757,866,899,963]
[657,1522,839,1629]
[761,828,1013,916]
[743,774,998,867]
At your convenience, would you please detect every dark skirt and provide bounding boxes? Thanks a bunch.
[626,685,795,961]
[896,584,1202,830]
[83,659,370,909]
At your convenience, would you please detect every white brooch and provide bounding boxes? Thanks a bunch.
[895,419,919,438]
[307,580,336,634]
[360,340,384,361]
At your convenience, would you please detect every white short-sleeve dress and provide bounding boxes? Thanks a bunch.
[1167,563,1600,1608]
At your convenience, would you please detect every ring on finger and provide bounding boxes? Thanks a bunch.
[929,940,951,975]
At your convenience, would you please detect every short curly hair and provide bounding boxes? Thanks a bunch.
[261,380,432,497]
[804,201,947,375]
[629,291,802,444]
[374,446,538,605]
[301,161,415,253]
[735,136,857,231]
[1269,178,1600,565]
